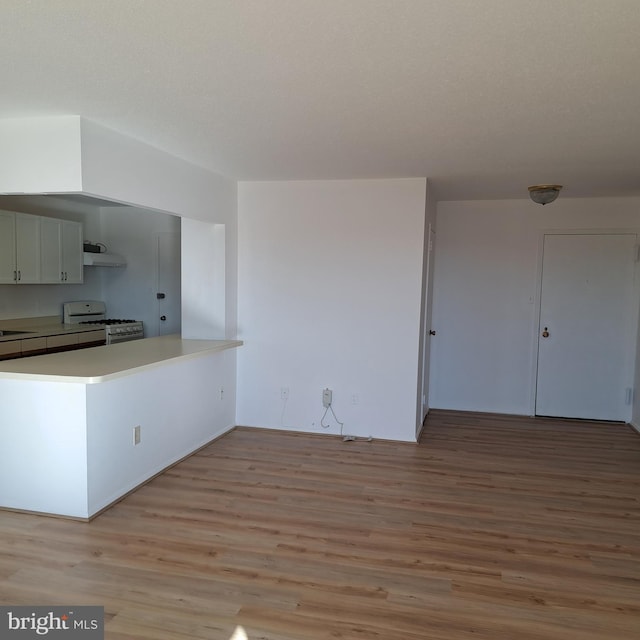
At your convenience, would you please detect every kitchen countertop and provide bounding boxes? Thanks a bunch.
[0,334,243,383]
[0,315,107,342]
[0,322,105,342]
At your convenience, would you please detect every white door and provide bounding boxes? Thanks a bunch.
[418,224,436,434]
[535,233,638,421]
[156,231,181,336]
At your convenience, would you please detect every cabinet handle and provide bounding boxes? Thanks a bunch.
[13,270,17,282]
[61,272,64,282]
[17,270,21,281]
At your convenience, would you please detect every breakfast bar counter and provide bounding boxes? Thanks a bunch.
[0,334,243,383]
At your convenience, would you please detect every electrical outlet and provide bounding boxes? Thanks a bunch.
[281,387,289,400]
[351,394,359,405]
[133,425,141,445]
[323,388,332,408]
[219,387,224,401]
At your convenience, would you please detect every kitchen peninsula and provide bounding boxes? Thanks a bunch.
[0,335,242,520]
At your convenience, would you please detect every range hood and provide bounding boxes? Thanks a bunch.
[83,251,127,267]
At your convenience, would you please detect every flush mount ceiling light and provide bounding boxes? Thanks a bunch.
[528,184,563,205]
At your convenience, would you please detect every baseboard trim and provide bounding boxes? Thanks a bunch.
[629,421,640,435]
[415,408,429,442]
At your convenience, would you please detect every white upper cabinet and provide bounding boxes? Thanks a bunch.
[40,217,63,283]
[61,220,83,283]
[40,218,83,284]
[15,213,41,283]
[1,209,83,285]
[0,211,41,284]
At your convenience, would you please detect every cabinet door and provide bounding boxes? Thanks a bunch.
[0,340,22,360]
[61,220,83,283]
[21,337,47,357]
[15,213,41,283]
[46,334,79,352]
[40,218,64,283]
[0,211,16,284]
[77,329,106,347]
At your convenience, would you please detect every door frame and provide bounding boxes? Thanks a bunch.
[528,228,640,418]
[418,223,436,433]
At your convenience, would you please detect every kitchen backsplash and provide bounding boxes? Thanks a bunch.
[0,271,102,321]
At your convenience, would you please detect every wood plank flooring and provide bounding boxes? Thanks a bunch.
[1,410,639,639]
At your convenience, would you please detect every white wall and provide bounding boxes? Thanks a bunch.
[181,219,227,339]
[79,119,236,223]
[430,197,640,416]
[237,179,426,442]
[0,116,82,193]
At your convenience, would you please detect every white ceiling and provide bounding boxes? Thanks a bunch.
[1,0,639,200]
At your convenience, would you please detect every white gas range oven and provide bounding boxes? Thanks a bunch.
[63,301,145,345]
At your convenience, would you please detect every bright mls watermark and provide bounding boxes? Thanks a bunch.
[0,607,103,639]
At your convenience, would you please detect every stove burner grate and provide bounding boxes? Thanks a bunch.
[80,319,138,325]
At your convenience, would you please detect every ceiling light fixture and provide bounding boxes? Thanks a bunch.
[528,184,563,205]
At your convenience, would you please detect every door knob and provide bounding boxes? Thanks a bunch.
[429,330,436,336]
[160,315,167,321]
[542,327,550,338]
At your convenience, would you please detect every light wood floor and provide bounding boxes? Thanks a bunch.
[1,411,639,640]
